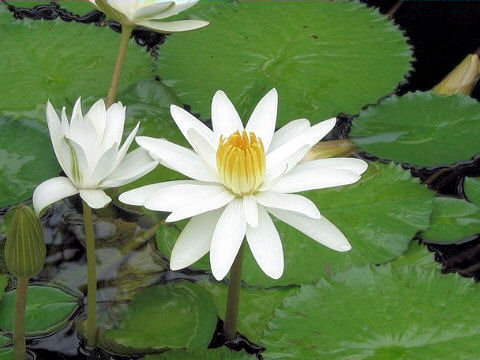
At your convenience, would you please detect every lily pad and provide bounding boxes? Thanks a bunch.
[101,281,217,354]
[420,197,480,244]
[0,17,155,119]
[158,162,434,287]
[0,274,8,301]
[390,241,439,270]
[145,348,253,359]
[0,117,61,207]
[199,281,298,342]
[0,284,80,336]
[263,265,480,359]
[0,333,11,347]
[0,348,13,359]
[351,92,480,167]
[464,177,480,206]
[158,0,411,124]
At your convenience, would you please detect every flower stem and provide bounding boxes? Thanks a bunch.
[82,201,98,348]
[223,242,244,340]
[106,25,134,108]
[13,277,28,360]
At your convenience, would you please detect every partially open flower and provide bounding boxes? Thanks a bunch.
[120,89,368,281]
[33,98,157,215]
[90,0,209,33]
[5,205,46,279]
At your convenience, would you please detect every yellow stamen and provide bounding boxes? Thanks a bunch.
[217,130,266,196]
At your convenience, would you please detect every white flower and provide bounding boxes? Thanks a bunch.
[33,98,158,215]
[90,0,209,33]
[120,89,368,280]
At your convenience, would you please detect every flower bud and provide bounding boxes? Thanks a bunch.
[302,140,356,162]
[4,205,46,279]
[432,54,480,96]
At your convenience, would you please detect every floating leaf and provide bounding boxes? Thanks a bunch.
[351,92,480,167]
[0,348,13,359]
[145,348,253,359]
[0,333,11,347]
[464,177,480,206]
[0,17,155,119]
[0,117,61,207]
[420,197,480,244]
[100,281,217,354]
[263,265,480,359]
[158,0,411,124]
[390,241,439,270]
[0,284,80,336]
[199,281,298,342]
[0,274,8,301]
[159,163,434,287]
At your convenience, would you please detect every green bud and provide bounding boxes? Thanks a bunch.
[4,205,46,279]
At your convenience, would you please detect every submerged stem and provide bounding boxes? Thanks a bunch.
[223,242,245,340]
[82,201,98,348]
[13,277,28,360]
[106,24,134,107]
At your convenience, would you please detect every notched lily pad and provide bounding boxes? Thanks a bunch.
[158,0,412,125]
[0,284,81,336]
[420,197,480,244]
[351,92,480,167]
[99,281,217,354]
[0,117,61,207]
[263,265,480,359]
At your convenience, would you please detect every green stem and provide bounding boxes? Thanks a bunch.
[223,242,244,340]
[106,25,134,107]
[13,277,28,360]
[82,201,98,348]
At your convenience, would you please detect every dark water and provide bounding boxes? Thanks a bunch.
[3,1,480,359]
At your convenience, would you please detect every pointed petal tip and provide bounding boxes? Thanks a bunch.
[337,242,352,252]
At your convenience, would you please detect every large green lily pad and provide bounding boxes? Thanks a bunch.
[101,281,217,354]
[145,348,253,359]
[390,241,440,270]
[464,177,480,207]
[420,197,480,244]
[157,162,434,287]
[351,92,480,167]
[0,284,80,336]
[263,265,480,359]
[158,0,411,124]
[0,16,155,120]
[0,117,61,207]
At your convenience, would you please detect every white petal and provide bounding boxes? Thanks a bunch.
[210,199,246,280]
[133,1,174,20]
[79,189,112,209]
[101,148,157,188]
[119,180,201,206]
[255,192,320,219]
[137,19,209,33]
[84,99,107,140]
[89,143,120,186]
[245,89,278,151]
[211,90,243,142]
[103,102,126,149]
[46,101,68,173]
[116,122,140,165]
[246,206,284,279]
[187,128,217,171]
[266,132,310,171]
[149,0,199,19]
[64,137,91,186]
[136,136,219,182]
[68,98,84,136]
[170,208,222,271]
[267,168,361,193]
[166,188,235,222]
[170,104,215,147]
[296,158,368,176]
[144,183,226,212]
[268,118,310,153]
[242,194,258,228]
[265,144,310,183]
[308,117,337,145]
[33,177,79,215]
[268,208,351,252]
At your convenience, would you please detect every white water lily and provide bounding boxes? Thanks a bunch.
[90,0,209,33]
[33,98,158,215]
[120,89,368,280]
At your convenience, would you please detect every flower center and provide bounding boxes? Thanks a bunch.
[216,130,266,196]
